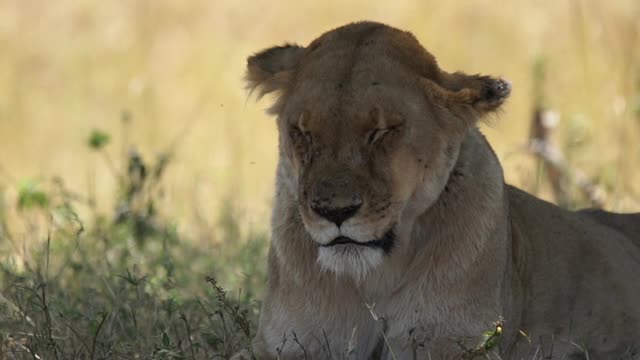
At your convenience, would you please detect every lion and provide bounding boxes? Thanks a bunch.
[243,21,640,359]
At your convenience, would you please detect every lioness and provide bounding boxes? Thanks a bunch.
[245,21,640,359]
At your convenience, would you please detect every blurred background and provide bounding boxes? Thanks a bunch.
[0,1,639,357]
[1,0,639,233]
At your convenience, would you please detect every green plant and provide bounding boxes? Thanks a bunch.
[0,129,267,359]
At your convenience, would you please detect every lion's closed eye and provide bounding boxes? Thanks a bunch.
[367,128,390,145]
[289,124,311,144]
[366,124,403,147]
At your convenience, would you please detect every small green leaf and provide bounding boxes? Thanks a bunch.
[17,179,49,210]
[161,331,171,348]
[88,130,111,150]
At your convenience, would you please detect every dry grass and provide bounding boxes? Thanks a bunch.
[0,1,638,231]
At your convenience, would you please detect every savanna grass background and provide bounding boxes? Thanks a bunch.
[0,1,639,358]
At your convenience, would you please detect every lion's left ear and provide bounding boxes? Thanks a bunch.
[246,44,306,98]
[423,72,511,123]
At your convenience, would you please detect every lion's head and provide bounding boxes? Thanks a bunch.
[246,21,510,280]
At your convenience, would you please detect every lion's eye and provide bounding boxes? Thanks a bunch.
[367,128,391,145]
[290,125,312,144]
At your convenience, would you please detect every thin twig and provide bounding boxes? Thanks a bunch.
[91,311,108,359]
[365,303,397,360]
[58,314,92,355]
[321,328,333,360]
[181,312,197,360]
[528,107,606,208]
[291,331,309,360]
[39,284,62,360]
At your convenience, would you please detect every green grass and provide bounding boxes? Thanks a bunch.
[0,134,267,359]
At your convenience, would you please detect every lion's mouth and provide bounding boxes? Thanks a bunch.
[320,230,395,253]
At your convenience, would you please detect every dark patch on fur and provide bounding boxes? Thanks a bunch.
[482,78,511,102]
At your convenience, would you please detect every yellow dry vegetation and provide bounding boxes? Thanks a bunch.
[0,0,638,240]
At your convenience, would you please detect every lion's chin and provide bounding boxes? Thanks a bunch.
[317,245,384,282]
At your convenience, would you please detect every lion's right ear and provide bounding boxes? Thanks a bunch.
[245,44,305,98]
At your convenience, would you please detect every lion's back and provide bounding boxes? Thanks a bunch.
[578,208,640,247]
[507,185,640,357]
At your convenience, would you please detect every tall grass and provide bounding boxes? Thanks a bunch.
[0,1,638,227]
[0,131,266,358]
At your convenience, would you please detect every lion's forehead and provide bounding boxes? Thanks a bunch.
[296,46,415,88]
[297,23,438,85]
[280,25,439,145]
[287,51,429,128]
[287,60,422,118]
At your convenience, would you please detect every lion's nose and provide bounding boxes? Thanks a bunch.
[311,203,362,227]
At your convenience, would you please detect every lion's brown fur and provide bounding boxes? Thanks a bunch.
[243,21,640,359]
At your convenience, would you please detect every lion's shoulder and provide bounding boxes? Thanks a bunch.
[578,208,640,245]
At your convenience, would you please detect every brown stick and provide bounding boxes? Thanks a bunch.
[527,108,606,208]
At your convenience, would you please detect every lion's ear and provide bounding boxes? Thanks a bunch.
[423,72,511,124]
[245,44,305,98]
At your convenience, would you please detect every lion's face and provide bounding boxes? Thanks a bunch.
[279,73,460,280]
[247,22,510,280]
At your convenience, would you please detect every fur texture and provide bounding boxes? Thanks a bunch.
[243,21,640,359]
